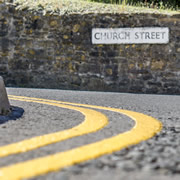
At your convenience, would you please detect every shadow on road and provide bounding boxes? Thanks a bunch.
[0,106,24,124]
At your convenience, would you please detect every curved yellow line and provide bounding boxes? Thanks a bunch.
[0,95,162,180]
[0,98,108,158]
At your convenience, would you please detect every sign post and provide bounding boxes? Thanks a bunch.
[0,76,10,115]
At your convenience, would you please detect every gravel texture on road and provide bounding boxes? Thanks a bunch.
[1,88,180,180]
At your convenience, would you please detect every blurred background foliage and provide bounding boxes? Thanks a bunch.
[88,0,179,10]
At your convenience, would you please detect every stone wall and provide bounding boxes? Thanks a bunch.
[0,2,180,94]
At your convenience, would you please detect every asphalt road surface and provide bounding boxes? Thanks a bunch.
[0,88,180,180]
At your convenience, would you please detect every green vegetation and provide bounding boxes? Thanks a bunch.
[8,0,179,15]
[89,0,179,10]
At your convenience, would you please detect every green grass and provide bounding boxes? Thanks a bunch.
[8,0,180,15]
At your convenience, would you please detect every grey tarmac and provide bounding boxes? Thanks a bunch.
[0,88,180,180]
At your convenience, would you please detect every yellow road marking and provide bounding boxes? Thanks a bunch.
[0,98,108,158]
[0,95,162,180]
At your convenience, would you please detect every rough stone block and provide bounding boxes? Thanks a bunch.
[0,2,179,94]
[0,76,10,115]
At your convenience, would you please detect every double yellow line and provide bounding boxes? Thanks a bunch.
[0,95,162,180]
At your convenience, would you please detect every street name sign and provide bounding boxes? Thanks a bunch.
[92,27,169,44]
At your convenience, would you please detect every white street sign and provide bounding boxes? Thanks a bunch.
[92,27,169,44]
